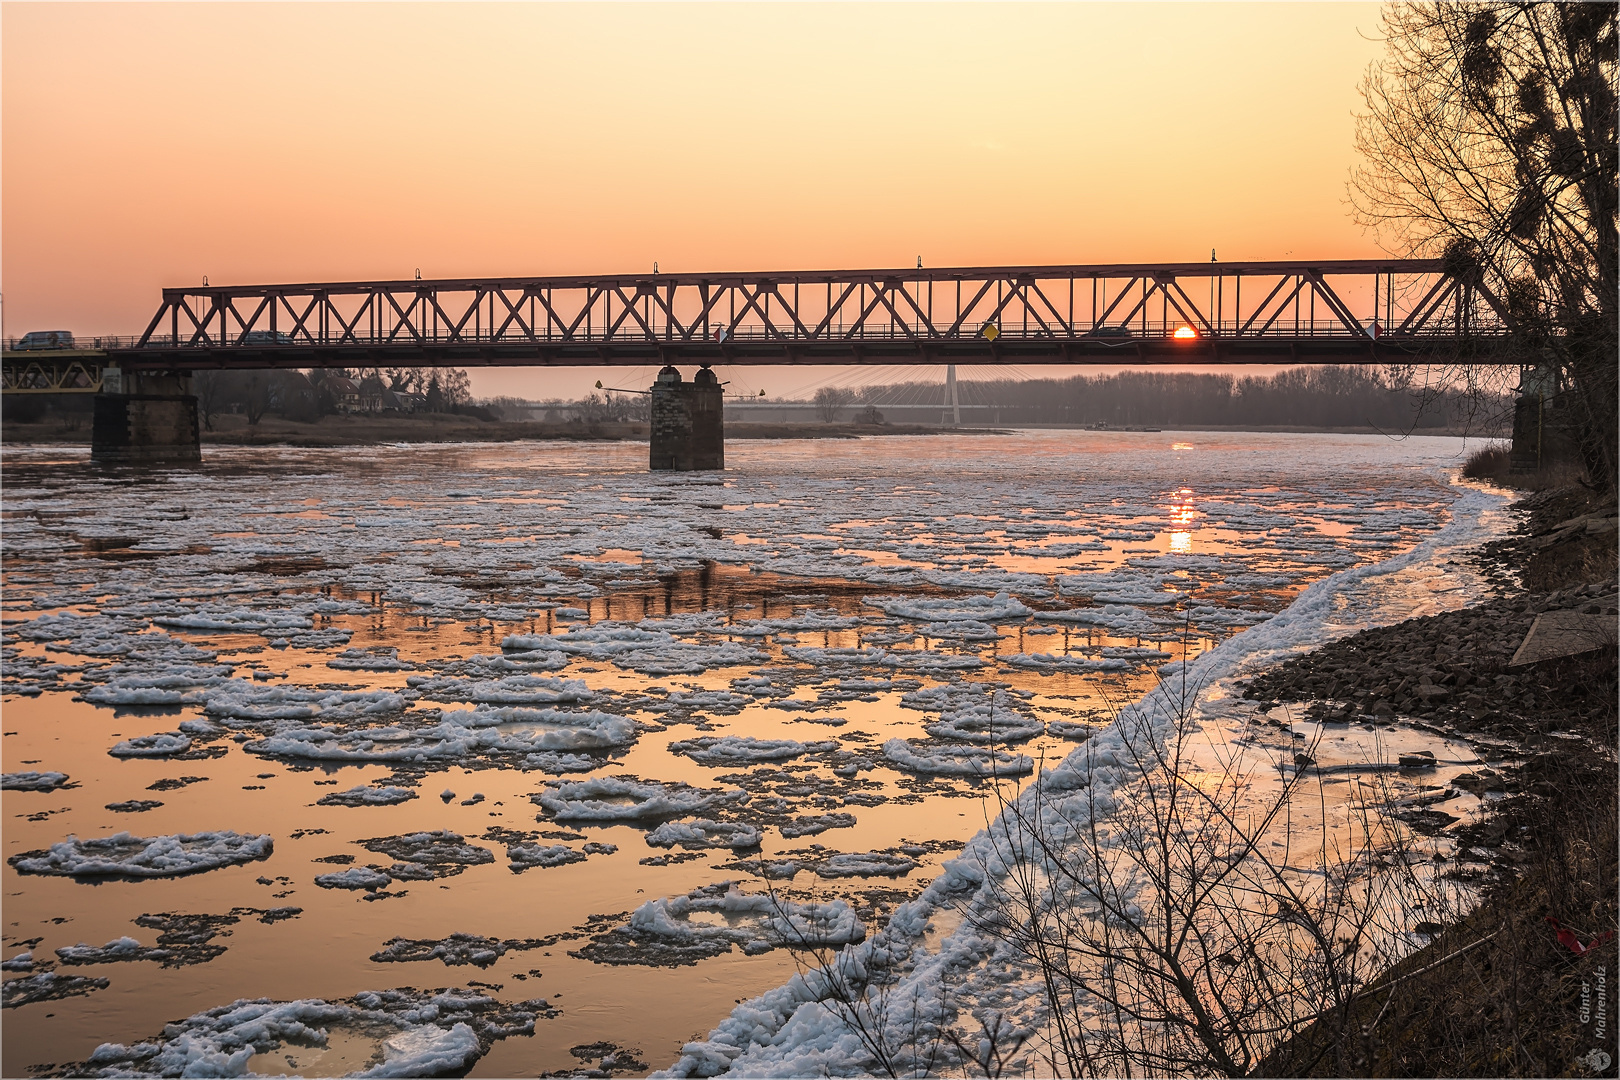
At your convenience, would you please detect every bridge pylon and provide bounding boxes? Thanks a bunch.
[649,365,724,471]
[91,368,201,463]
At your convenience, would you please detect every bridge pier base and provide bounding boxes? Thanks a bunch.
[1508,361,1575,474]
[91,368,201,464]
[649,365,724,471]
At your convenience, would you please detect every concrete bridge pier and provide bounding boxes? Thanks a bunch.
[91,367,201,463]
[649,365,724,471]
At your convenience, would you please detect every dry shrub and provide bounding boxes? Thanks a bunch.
[1462,443,1513,482]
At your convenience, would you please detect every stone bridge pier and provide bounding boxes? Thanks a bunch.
[91,367,201,463]
[649,365,723,471]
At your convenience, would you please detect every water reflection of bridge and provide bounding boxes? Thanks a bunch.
[0,259,1520,465]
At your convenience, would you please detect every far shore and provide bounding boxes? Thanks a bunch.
[1,411,1505,448]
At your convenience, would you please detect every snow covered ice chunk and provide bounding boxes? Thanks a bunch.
[667,736,836,766]
[1035,603,1163,636]
[152,608,313,633]
[506,843,587,870]
[500,623,768,675]
[865,591,1033,623]
[918,618,1004,640]
[724,612,862,636]
[8,830,273,878]
[882,738,1034,778]
[329,647,417,671]
[646,819,763,850]
[1,770,70,791]
[317,785,419,807]
[523,751,604,774]
[1057,569,1186,606]
[1001,652,1132,675]
[1046,718,1101,740]
[535,775,748,821]
[629,882,865,951]
[813,852,918,878]
[778,812,857,838]
[72,989,539,1078]
[54,936,172,965]
[108,732,193,757]
[316,866,394,890]
[901,683,1046,743]
[205,682,407,722]
[407,673,592,706]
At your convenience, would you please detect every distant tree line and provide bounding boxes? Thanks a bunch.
[834,365,1507,431]
[192,366,472,430]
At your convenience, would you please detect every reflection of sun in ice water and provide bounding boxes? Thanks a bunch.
[1168,460,1197,551]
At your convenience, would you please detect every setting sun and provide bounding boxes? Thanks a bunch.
[1173,326,1199,340]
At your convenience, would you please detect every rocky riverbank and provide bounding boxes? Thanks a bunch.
[1252,484,1618,1077]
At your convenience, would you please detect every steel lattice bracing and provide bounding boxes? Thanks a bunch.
[0,353,108,393]
[5,260,1520,379]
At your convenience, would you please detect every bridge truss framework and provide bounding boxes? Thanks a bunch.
[4,260,1520,382]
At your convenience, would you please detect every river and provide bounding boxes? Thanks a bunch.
[0,430,1509,1077]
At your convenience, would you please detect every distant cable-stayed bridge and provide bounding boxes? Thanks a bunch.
[2,259,1519,392]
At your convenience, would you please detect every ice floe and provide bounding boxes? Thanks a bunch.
[1000,652,1133,675]
[359,831,494,877]
[900,683,1047,743]
[54,936,172,966]
[778,812,857,838]
[813,852,918,878]
[3,971,109,1009]
[315,866,394,891]
[505,843,587,870]
[866,592,1032,623]
[108,732,193,757]
[881,739,1034,778]
[68,988,555,1076]
[577,882,866,967]
[8,831,273,878]
[407,673,593,706]
[534,775,747,822]
[1,770,70,791]
[370,932,549,967]
[666,736,837,766]
[646,819,764,850]
[316,785,419,807]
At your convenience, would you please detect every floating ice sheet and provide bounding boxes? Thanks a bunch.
[9,830,273,878]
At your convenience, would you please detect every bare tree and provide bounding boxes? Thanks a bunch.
[239,372,270,426]
[1350,2,1618,483]
[193,370,224,432]
[814,386,855,423]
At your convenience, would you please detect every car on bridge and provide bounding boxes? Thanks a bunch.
[13,330,77,350]
[1081,325,1133,340]
[239,330,295,346]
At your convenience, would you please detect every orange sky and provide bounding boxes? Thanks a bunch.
[2,2,1389,399]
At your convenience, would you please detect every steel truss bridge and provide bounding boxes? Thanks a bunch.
[3,259,1519,391]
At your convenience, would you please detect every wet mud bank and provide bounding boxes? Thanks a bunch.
[1250,486,1618,1077]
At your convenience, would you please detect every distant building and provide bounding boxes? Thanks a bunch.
[319,376,362,413]
[383,389,426,413]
